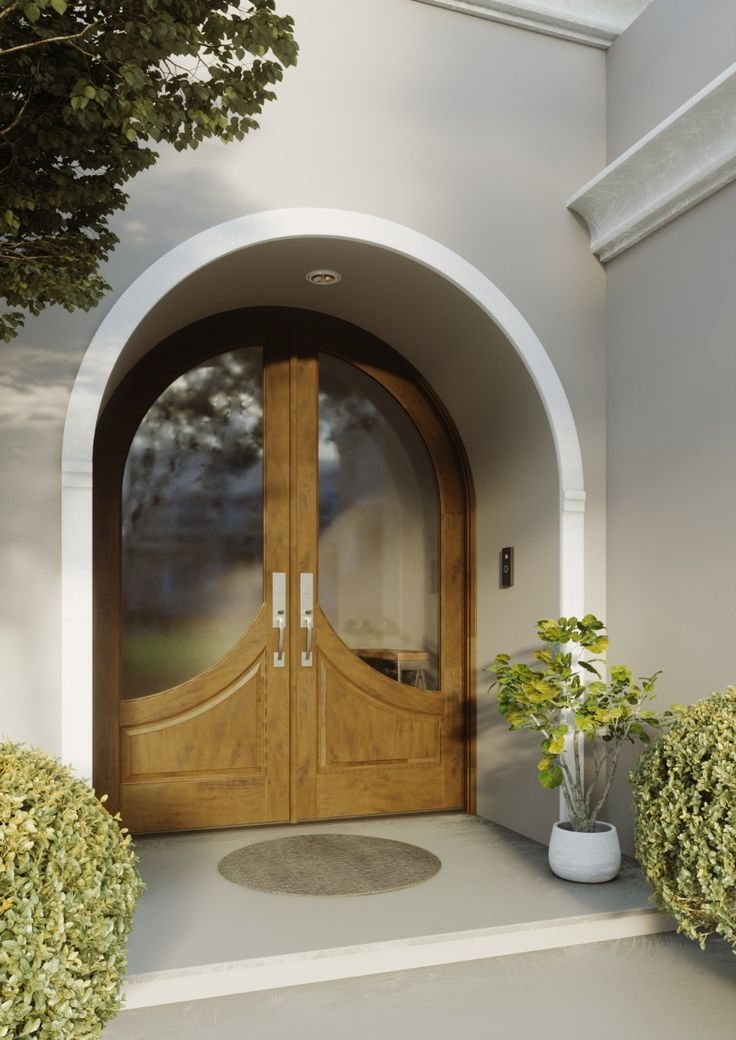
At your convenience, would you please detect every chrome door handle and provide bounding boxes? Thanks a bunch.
[273,572,286,668]
[275,612,286,667]
[302,611,313,667]
[300,573,313,667]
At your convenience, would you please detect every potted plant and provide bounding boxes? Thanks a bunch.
[486,615,662,882]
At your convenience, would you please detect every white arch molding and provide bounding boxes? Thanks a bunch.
[61,207,586,784]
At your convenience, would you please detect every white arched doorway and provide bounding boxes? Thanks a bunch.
[61,208,585,783]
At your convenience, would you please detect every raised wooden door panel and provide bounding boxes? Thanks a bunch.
[117,608,290,833]
[293,609,462,820]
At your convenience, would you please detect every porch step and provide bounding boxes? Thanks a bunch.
[124,905,673,1009]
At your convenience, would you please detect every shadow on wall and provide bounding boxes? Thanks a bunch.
[478,684,648,858]
[0,342,78,551]
[476,683,562,846]
[600,740,642,857]
[0,344,82,752]
[0,541,61,752]
[0,343,79,421]
[104,155,272,299]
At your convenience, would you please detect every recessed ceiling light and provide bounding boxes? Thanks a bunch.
[306,269,342,286]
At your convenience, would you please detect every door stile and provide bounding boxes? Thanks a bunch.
[439,509,466,807]
[289,345,320,820]
[93,449,124,816]
[262,344,293,822]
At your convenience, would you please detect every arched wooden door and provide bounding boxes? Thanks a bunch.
[94,309,474,834]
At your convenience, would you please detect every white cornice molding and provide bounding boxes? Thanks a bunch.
[568,62,736,262]
[410,0,652,48]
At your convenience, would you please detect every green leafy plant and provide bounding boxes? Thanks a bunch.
[631,688,736,950]
[0,0,298,340]
[0,741,144,1038]
[487,615,662,832]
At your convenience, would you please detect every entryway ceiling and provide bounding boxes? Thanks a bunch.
[103,235,516,415]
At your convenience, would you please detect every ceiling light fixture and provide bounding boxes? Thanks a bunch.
[306,269,342,286]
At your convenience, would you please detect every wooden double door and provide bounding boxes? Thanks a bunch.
[94,310,471,834]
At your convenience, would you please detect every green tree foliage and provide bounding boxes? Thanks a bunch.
[0,0,298,340]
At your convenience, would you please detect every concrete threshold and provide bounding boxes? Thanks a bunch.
[124,905,673,1008]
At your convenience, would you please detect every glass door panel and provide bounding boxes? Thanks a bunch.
[122,347,264,698]
[318,353,440,690]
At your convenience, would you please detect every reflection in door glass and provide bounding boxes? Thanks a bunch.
[122,348,263,699]
[318,354,440,690]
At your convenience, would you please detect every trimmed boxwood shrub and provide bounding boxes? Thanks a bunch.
[631,688,736,949]
[0,742,143,1038]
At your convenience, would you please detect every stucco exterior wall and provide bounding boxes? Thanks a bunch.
[604,0,736,850]
[1,0,606,844]
[606,0,736,160]
[605,182,736,851]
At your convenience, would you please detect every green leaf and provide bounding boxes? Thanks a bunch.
[539,765,564,789]
[23,2,41,22]
[50,0,68,12]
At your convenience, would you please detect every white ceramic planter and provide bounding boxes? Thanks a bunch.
[548,820,621,883]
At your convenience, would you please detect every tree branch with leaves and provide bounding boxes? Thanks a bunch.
[0,0,298,341]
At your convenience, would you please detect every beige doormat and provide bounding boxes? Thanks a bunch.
[218,833,442,896]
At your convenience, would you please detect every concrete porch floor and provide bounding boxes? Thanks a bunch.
[107,933,736,1040]
[122,812,673,1009]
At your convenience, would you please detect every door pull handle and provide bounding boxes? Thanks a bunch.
[300,572,314,667]
[302,610,313,667]
[272,572,286,668]
[275,611,286,667]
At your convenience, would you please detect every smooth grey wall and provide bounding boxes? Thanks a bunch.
[607,0,736,160]
[605,183,736,851]
[604,0,736,853]
[0,0,606,844]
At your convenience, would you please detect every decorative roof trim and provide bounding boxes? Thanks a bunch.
[568,62,736,262]
[410,0,651,49]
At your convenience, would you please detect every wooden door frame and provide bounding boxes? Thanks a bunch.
[93,307,476,821]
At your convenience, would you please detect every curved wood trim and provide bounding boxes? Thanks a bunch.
[343,363,462,516]
[95,311,291,461]
[316,608,445,717]
[123,659,263,735]
[308,321,465,518]
[120,608,266,726]
[96,308,467,526]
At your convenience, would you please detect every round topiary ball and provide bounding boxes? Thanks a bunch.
[631,688,736,949]
[0,742,143,1038]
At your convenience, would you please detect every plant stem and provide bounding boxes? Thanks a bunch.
[585,740,607,813]
[572,724,583,796]
[589,742,623,823]
[559,756,588,827]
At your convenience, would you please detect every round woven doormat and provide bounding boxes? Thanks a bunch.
[218,833,441,896]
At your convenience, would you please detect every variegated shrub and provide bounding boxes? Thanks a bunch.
[0,742,144,1038]
[632,689,736,950]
